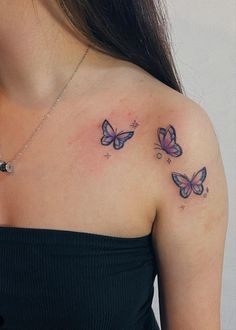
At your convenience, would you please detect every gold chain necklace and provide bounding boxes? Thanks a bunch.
[0,45,90,174]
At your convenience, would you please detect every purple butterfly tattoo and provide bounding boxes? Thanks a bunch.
[154,125,183,157]
[172,167,207,199]
[101,119,134,150]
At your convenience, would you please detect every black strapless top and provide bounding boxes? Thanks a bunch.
[0,226,160,330]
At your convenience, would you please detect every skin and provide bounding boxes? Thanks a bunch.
[0,1,228,329]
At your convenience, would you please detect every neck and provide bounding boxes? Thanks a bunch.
[0,0,90,109]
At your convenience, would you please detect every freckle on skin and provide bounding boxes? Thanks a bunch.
[127,111,135,116]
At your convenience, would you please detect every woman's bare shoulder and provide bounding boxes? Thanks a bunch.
[110,61,224,205]
[127,65,228,330]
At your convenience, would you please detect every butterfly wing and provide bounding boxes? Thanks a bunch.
[157,127,167,146]
[172,172,192,198]
[101,119,116,146]
[166,143,183,158]
[158,125,182,157]
[114,131,134,150]
[191,167,207,195]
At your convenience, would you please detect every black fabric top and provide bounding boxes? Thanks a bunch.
[0,226,160,330]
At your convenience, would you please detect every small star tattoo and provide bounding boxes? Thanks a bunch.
[130,120,139,129]
[104,153,111,159]
[167,158,171,164]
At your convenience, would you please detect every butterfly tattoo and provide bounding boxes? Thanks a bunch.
[171,167,207,199]
[154,125,183,157]
[101,119,134,150]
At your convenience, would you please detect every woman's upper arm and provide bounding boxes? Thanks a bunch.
[149,99,228,330]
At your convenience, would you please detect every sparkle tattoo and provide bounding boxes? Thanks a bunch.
[130,120,139,129]
[104,153,111,159]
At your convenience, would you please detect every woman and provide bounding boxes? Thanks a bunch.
[0,0,228,329]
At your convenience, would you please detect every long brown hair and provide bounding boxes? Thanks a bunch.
[56,0,185,94]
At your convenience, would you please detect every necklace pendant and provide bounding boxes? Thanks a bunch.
[0,161,14,173]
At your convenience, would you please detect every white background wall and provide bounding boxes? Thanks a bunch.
[152,1,236,329]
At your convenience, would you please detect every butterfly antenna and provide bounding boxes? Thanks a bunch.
[154,143,161,149]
